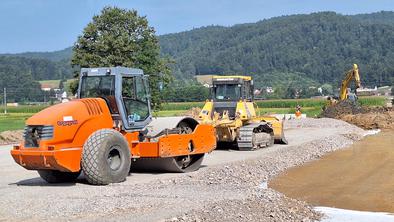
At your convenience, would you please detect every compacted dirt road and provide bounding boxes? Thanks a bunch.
[0,118,365,222]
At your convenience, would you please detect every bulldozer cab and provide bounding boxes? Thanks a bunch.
[211,76,253,118]
[212,76,253,102]
[78,67,152,130]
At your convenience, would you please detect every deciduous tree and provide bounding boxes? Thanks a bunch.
[71,6,171,110]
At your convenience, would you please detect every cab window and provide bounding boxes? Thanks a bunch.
[214,84,241,101]
[80,76,118,114]
[122,76,149,123]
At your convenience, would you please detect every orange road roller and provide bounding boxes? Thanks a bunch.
[11,67,216,185]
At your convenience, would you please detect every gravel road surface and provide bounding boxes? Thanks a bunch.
[0,118,365,222]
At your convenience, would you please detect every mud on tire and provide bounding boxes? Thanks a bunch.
[38,170,81,183]
[82,129,131,185]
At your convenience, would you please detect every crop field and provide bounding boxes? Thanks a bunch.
[0,96,386,132]
[0,113,31,132]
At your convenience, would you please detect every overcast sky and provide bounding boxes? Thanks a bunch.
[0,0,393,53]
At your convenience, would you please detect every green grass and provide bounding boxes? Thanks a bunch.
[0,105,47,133]
[160,99,329,110]
[258,107,323,117]
[0,96,385,132]
[161,102,205,111]
[256,99,326,108]
[0,105,48,114]
[0,113,32,132]
[358,96,386,106]
[155,107,323,118]
[155,110,188,117]
[161,96,386,110]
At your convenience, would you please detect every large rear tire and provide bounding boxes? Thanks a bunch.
[38,170,81,183]
[82,129,131,185]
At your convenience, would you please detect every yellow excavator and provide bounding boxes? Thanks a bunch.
[197,75,287,151]
[328,64,361,106]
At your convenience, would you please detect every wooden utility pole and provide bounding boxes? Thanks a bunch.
[3,88,6,114]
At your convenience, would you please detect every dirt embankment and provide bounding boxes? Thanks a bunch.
[341,108,394,130]
[0,130,23,145]
[321,100,394,130]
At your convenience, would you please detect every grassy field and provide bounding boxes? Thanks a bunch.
[159,96,386,118]
[0,113,31,132]
[161,96,386,110]
[0,96,387,132]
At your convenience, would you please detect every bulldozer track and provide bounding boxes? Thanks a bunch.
[237,123,273,151]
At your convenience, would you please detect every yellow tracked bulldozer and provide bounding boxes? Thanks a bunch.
[197,75,288,151]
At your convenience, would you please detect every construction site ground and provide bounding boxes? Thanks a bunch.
[270,130,394,213]
[0,118,372,222]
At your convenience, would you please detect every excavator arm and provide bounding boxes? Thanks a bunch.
[339,64,361,101]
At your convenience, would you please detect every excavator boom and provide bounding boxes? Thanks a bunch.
[339,64,361,101]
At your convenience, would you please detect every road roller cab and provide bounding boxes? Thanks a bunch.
[11,67,216,185]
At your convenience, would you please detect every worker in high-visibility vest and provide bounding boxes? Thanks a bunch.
[295,104,302,119]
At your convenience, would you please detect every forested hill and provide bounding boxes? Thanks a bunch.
[159,11,394,88]
[1,11,394,91]
[351,11,394,25]
[1,47,72,62]
[0,56,72,80]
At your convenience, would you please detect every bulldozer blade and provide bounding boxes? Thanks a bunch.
[275,137,288,145]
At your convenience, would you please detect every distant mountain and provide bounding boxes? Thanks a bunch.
[350,11,394,25]
[159,11,394,88]
[1,11,394,91]
[0,56,72,80]
[1,47,72,62]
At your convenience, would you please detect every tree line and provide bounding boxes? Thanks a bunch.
[160,11,394,91]
[0,56,73,102]
[1,11,394,102]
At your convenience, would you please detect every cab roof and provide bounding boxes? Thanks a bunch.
[80,67,144,77]
[212,75,252,81]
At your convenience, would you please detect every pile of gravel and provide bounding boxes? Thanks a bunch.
[0,130,23,145]
[162,119,365,222]
[284,117,365,132]
[167,190,321,222]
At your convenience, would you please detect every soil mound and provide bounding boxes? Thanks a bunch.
[321,100,363,118]
[341,108,394,130]
[321,100,394,130]
[0,130,23,145]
